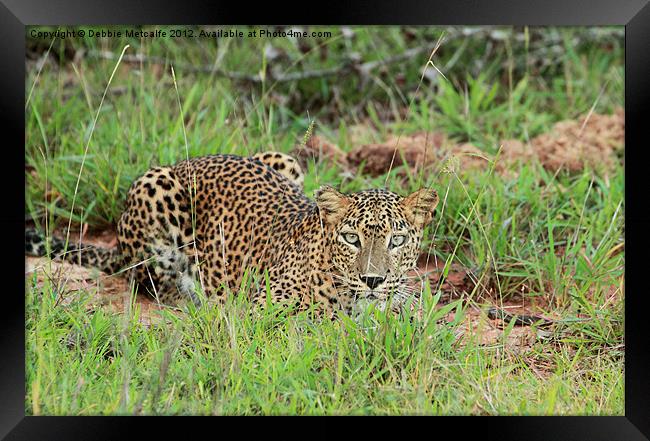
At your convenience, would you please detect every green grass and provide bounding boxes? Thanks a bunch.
[26,278,623,415]
[25,25,624,415]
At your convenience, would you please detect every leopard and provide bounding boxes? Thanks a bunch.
[26,151,439,318]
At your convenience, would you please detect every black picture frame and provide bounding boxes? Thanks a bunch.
[4,1,649,439]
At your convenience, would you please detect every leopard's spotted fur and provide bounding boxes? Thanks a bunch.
[26,152,438,318]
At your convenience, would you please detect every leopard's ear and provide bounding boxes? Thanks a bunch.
[315,186,350,225]
[401,188,439,228]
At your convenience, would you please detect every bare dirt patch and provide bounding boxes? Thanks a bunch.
[25,228,168,327]
[407,252,570,360]
[409,254,478,299]
[524,107,625,173]
[26,255,169,327]
[292,135,349,169]
[452,307,540,352]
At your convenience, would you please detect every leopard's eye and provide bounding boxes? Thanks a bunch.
[342,232,360,246]
[390,234,407,248]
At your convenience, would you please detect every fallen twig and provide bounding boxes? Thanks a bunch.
[86,40,460,84]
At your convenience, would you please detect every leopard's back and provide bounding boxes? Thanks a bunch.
[116,153,314,304]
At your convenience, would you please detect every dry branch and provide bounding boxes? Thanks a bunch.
[85,38,464,84]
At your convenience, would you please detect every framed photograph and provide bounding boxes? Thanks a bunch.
[5,0,649,438]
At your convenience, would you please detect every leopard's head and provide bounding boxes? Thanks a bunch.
[315,186,439,313]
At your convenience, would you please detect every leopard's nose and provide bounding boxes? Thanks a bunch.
[360,275,385,290]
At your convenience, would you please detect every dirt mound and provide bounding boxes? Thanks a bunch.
[292,135,349,169]
[25,229,168,327]
[525,107,624,172]
[303,108,624,178]
[347,131,448,175]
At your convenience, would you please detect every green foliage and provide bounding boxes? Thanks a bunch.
[25,25,624,415]
[26,279,623,415]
